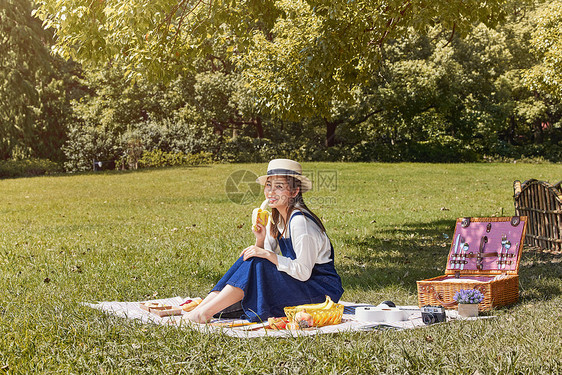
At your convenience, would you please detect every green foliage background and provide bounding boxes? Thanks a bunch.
[1,0,561,174]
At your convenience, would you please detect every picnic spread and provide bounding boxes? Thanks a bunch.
[84,296,492,338]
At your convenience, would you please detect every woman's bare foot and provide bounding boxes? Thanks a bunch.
[184,286,244,324]
[196,291,219,309]
[186,307,212,324]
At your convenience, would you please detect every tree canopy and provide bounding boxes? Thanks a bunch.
[1,0,561,171]
[526,0,562,99]
[0,0,79,160]
[35,0,514,121]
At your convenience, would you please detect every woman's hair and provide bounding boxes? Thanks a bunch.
[269,176,326,238]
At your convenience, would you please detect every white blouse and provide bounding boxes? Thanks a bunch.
[263,210,333,282]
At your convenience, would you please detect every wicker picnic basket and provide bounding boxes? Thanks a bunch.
[417,216,527,311]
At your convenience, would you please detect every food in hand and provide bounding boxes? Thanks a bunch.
[295,310,314,328]
[180,297,202,312]
[268,317,288,330]
[252,200,271,231]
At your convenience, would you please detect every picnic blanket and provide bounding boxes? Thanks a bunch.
[84,296,471,338]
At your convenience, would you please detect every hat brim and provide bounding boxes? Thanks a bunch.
[256,174,312,193]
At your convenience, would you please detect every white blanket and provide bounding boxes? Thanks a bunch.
[84,297,467,338]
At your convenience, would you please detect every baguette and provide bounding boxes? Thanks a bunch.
[181,298,202,312]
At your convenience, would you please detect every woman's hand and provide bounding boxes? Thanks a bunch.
[240,245,278,265]
[252,221,266,247]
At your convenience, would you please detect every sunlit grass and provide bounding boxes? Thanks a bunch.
[0,162,560,373]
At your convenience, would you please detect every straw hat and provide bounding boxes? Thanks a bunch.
[256,159,312,192]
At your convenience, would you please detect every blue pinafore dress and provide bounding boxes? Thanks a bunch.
[211,211,344,322]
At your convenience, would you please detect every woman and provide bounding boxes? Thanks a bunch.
[186,159,344,323]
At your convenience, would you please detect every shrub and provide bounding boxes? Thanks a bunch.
[134,118,221,155]
[0,159,63,178]
[137,150,213,169]
[404,137,481,163]
[484,142,562,163]
[63,124,123,172]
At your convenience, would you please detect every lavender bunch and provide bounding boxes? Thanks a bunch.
[453,289,484,304]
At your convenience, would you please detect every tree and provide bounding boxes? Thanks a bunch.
[326,4,561,162]
[1,0,49,158]
[63,66,201,171]
[35,0,513,146]
[525,0,562,99]
[0,0,78,161]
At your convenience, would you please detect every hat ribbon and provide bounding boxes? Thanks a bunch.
[267,168,302,176]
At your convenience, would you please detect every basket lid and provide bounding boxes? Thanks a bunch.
[445,216,527,276]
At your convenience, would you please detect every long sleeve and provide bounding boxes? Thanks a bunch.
[262,217,279,253]
[275,212,332,281]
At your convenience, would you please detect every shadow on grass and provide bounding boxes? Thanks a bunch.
[336,219,562,303]
[518,249,562,303]
[336,219,456,293]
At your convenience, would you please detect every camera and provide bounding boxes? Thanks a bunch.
[421,305,447,325]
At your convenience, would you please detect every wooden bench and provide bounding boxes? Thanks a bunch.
[513,179,562,252]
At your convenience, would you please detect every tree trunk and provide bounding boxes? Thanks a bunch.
[254,117,264,139]
[325,118,338,147]
[533,121,543,144]
[508,115,516,145]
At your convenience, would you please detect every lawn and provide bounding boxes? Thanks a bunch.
[0,162,561,374]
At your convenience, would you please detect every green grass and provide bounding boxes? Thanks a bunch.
[1,162,561,374]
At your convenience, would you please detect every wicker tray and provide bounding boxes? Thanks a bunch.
[417,216,527,311]
[284,304,344,327]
